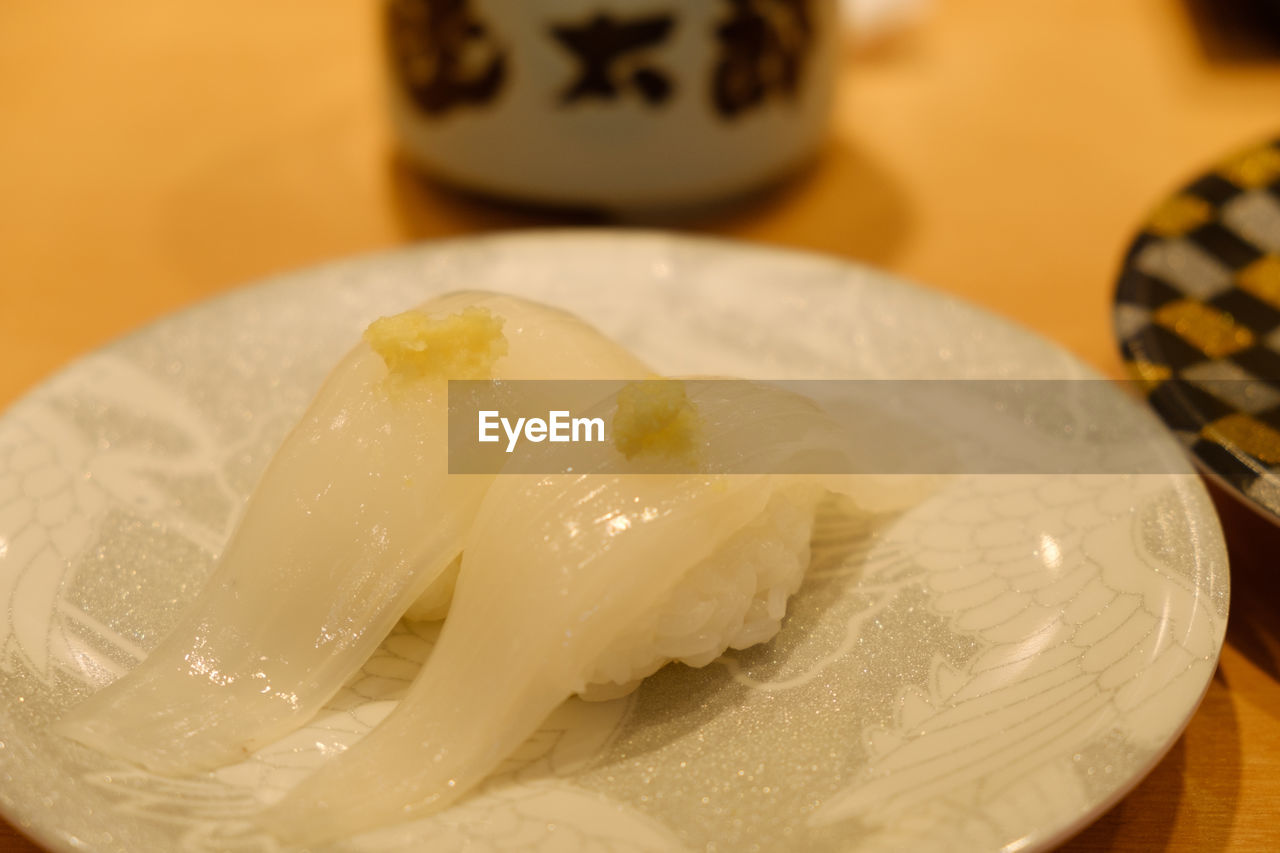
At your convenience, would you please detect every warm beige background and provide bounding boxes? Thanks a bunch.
[2,1,1279,850]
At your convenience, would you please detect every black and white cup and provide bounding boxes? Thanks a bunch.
[384,0,840,211]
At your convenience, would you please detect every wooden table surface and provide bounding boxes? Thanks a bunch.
[3,1,1279,850]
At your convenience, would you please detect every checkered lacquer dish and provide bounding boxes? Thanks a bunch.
[1115,136,1280,521]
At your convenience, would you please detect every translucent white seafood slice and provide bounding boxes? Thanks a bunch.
[54,291,651,773]
[261,381,930,843]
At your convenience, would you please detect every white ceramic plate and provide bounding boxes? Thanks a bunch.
[0,232,1227,852]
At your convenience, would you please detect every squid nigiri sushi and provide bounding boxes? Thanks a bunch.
[54,291,651,773]
[262,380,926,843]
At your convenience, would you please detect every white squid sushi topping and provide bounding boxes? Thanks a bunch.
[54,291,651,773]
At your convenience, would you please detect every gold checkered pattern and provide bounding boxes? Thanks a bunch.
[1219,145,1280,189]
[1151,299,1255,358]
[1125,359,1172,384]
[1203,413,1280,464]
[1146,194,1213,237]
[1118,136,1280,518]
[1237,254,1280,310]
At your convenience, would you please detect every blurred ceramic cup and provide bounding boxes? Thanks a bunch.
[384,0,839,212]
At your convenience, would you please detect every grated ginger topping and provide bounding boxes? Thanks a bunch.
[612,380,701,461]
[364,307,508,381]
